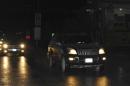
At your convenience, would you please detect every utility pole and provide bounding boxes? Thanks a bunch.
[34,0,41,48]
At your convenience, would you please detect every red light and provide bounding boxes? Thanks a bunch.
[26,35,31,40]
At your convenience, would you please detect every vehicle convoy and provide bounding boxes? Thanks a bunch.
[47,32,107,73]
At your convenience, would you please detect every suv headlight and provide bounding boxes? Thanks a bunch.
[3,44,8,49]
[20,43,25,49]
[68,48,77,55]
[99,48,105,54]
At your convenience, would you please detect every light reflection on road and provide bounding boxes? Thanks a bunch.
[0,55,129,86]
[65,76,80,86]
[65,74,110,86]
[96,76,110,86]
[2,56,10,70]
[18,56,29,79]
[0,56,30,86]
[1,56,11,85]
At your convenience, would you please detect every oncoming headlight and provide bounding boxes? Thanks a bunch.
[3,44,8,49]
[68,48,77,55]
[99,48,105,54]
[20,44,25,48]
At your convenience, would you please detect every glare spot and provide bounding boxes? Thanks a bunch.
[52,33,55,37]
[18,56,28,79]
[119,8,123,11]
[1,56,11,84]
[96,76,110,86]
[2,56,9,70]
[66,76,80,86]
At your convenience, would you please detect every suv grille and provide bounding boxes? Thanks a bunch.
[77,49,98,55]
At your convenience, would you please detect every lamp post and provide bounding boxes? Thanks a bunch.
[34,0,41,48]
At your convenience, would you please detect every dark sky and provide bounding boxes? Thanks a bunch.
[0,0,86,32]
[0,0,34,32]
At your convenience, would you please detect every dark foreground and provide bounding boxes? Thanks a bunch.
[0,49,130,86]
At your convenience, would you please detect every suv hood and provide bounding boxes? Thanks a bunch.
[63,42,101,49]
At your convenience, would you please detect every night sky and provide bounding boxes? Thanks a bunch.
[0,0,86,33]
[0,0,34,32]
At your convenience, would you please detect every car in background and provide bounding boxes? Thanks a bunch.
[2,31,27,56]
[0,39,5,54]
[0,31,7,55]
[3,42,26,55]
[47,32,107,73]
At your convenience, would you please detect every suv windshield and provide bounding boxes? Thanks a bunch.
[54,33,93,44]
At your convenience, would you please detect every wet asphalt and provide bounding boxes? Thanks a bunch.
[0,51,130,86]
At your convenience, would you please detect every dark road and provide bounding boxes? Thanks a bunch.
[0,0,130,86]
[0,53,130,86]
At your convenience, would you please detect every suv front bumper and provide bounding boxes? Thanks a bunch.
[66,54,107,68]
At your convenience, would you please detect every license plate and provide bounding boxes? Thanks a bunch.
[85,58,93,63]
